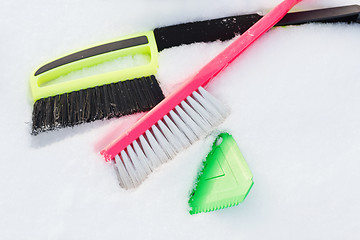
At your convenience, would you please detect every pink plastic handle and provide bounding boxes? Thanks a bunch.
[101,0,303,161]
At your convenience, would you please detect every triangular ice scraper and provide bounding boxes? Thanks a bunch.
[189,133,253,214]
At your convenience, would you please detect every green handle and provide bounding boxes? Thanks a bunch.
[30,31,158,101]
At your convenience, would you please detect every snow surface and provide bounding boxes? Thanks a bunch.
[1,0,360,239]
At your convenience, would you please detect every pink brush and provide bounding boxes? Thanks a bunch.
[101,0,303,189]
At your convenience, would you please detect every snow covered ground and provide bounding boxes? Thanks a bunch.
[1,0,360,239]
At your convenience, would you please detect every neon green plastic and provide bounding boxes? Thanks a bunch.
[30,31,158,101]
[189,133,253,214]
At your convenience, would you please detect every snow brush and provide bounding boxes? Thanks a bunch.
[189,133,253,215]
[30,5,360,135]
[101,0,303,189]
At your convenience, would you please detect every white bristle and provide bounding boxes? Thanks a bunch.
[181,99,212,131]
[198,86,230,118]
[139,135,162,168]
[126,145,147,182]
[151,124,176,158]
[113,87,230,189]
[113,164,125,188]
[132,140,152,174]
[120,150,141,187]
[145,130,169,163]
[163,115,191,149]
[192,91,223,123]
[115,155,134,189]
[186,95,215,126]
[168,110,197,144]
[175,105,204,138]
[157,119,183,152]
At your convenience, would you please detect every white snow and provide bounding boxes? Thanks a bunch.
[1,0,360,239]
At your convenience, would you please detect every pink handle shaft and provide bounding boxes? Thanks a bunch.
[101,0,302,161]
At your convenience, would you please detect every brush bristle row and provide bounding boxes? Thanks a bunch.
[114,87,230,189]
[31,76,164,135]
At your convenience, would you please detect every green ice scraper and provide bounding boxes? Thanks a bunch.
[189,133,253,214]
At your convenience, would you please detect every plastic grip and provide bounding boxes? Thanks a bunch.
[30,31,158,101]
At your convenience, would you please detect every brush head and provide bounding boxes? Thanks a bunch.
[31,75,164,135]
[112,87,230,189]
[188,133,253,214]
[30,31,162,135]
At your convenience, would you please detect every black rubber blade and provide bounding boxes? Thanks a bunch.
[154,5,360,52]
[31,76,164,135]
[277,5,360,26]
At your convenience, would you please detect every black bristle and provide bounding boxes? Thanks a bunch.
[153,14,262,51]
[128,79,142,110]
[32,100,42,134]
[87,88,96,122]
[78,89,85,124]
[38,99,47,131]
[31,99,44,135]
[122,80,137,114]
[145,77,162,108]
[138,77,155,109]
[94,87,104,120]
[61,94,68,127]
[128,80,140,113]
[66,92,73,125]
[65,93,72,127]
[31,76,165,134]
[53,95,61,128]
[107,83,118,118]
[68,92,77,126]
[132,78,149,110]
[44,96,55,130]
[141,77,156,109]
[82,89,90,122]
[102,85,112,119]
[73,91,81,125]
[108,83,121,117]
[149,75,165,104]
[114,81,127,116]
